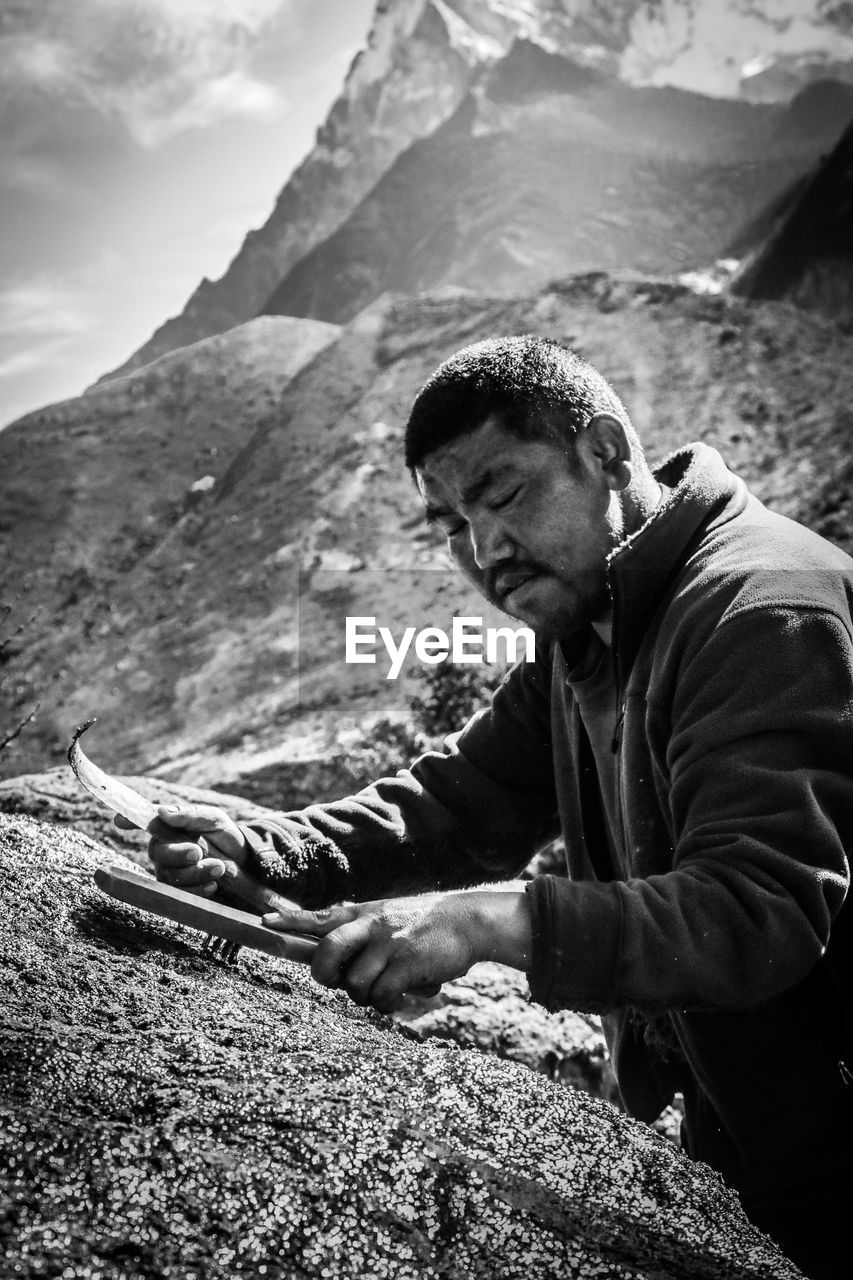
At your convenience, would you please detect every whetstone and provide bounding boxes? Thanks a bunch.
[94,865,319,964]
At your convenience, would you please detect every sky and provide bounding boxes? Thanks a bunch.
[0,0,376,429]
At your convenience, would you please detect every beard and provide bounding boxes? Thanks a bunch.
[489,567,612,643]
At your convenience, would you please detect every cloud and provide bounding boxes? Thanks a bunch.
[621,0,853,95]
[0,340,77,383]
[128,66,286,148]
[0,0,306,148]
[0,281,93,341]
[0,152,96,205]
[0,252,123,383]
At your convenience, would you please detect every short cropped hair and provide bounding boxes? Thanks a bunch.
[404,335,636,470]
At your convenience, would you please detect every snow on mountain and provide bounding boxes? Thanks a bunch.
[622,0,853,99]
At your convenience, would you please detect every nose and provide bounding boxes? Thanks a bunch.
[468,513,514,570]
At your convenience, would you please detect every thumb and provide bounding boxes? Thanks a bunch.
[262,901,359,935]
[157,804,222,832]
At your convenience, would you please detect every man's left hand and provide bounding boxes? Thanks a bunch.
[262,889,533,1014]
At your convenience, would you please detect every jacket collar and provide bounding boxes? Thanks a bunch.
[606,442,748,683]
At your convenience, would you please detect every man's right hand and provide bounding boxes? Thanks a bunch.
[114,803,298,916]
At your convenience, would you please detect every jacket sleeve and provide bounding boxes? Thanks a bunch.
[239,645,560,907]
[527,604,853,1013]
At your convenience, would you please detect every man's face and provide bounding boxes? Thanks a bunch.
[416,416,624,640]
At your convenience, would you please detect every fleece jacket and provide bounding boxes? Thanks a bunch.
[242,443,853,1198]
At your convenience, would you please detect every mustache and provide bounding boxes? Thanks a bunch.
[490,564,540,601]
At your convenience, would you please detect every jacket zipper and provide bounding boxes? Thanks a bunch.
[611,702,626,754]
[612,698,628,871]
[610,581,628,866]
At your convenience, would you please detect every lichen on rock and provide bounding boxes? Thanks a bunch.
[0,813,802,1278]
[395,961,618,1101]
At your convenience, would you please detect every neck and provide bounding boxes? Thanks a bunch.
[621,469,664,536]
[594,471,665,648]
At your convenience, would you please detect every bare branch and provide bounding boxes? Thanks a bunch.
[0,607,42,657]
[0,701,41,753]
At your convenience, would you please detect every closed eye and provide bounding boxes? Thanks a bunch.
[489,486,521,510]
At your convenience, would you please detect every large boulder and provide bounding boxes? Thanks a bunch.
[395,961,618,1101]
[0,813,801,1278]
[0,770,618,1103]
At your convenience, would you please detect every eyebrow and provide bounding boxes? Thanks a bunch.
[423,465,514,524]
[425,496,464,525]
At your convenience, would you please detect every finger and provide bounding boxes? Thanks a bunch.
[262,901,361,937]
[156,805,230,833]
[150,842,226,889]
[215,866,283,916]
[157,808,245,861]
[168,859,226,889]
[340,949,389,1007]
[113,814,137,831]
[147,815,189,842]
[149,839,206,869]
[310,918,373,989]
[179,880,219,898]
[261,889,305,915]
[409,982,442,999]
[218,874,305,919]
[368,963,411,1016]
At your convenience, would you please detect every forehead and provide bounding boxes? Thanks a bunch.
[415,417,558,506]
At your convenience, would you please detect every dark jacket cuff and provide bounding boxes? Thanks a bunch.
[238,821,345,908]
[525,874,623,1013]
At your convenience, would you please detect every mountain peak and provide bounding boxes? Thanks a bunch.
[99,0,853,382]
[732,116,853,322]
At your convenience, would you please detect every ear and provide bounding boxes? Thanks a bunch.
[579,413,632,492]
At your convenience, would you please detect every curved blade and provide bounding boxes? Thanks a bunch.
[68,717,159,832]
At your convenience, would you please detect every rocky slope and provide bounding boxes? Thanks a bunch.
[0,312,339,780]
[261,45,851,328]
[732,114,853,324]
[0,313,337,617]
[100,0,853,379]
[3,273,853,791]
[0,812,802,1278]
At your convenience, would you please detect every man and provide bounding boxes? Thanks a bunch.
[142,337,852,1277]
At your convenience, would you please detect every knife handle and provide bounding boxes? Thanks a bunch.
[214,862,304,918]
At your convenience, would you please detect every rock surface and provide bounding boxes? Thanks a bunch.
[0,812,802,1278]
[395,961,618,1100]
